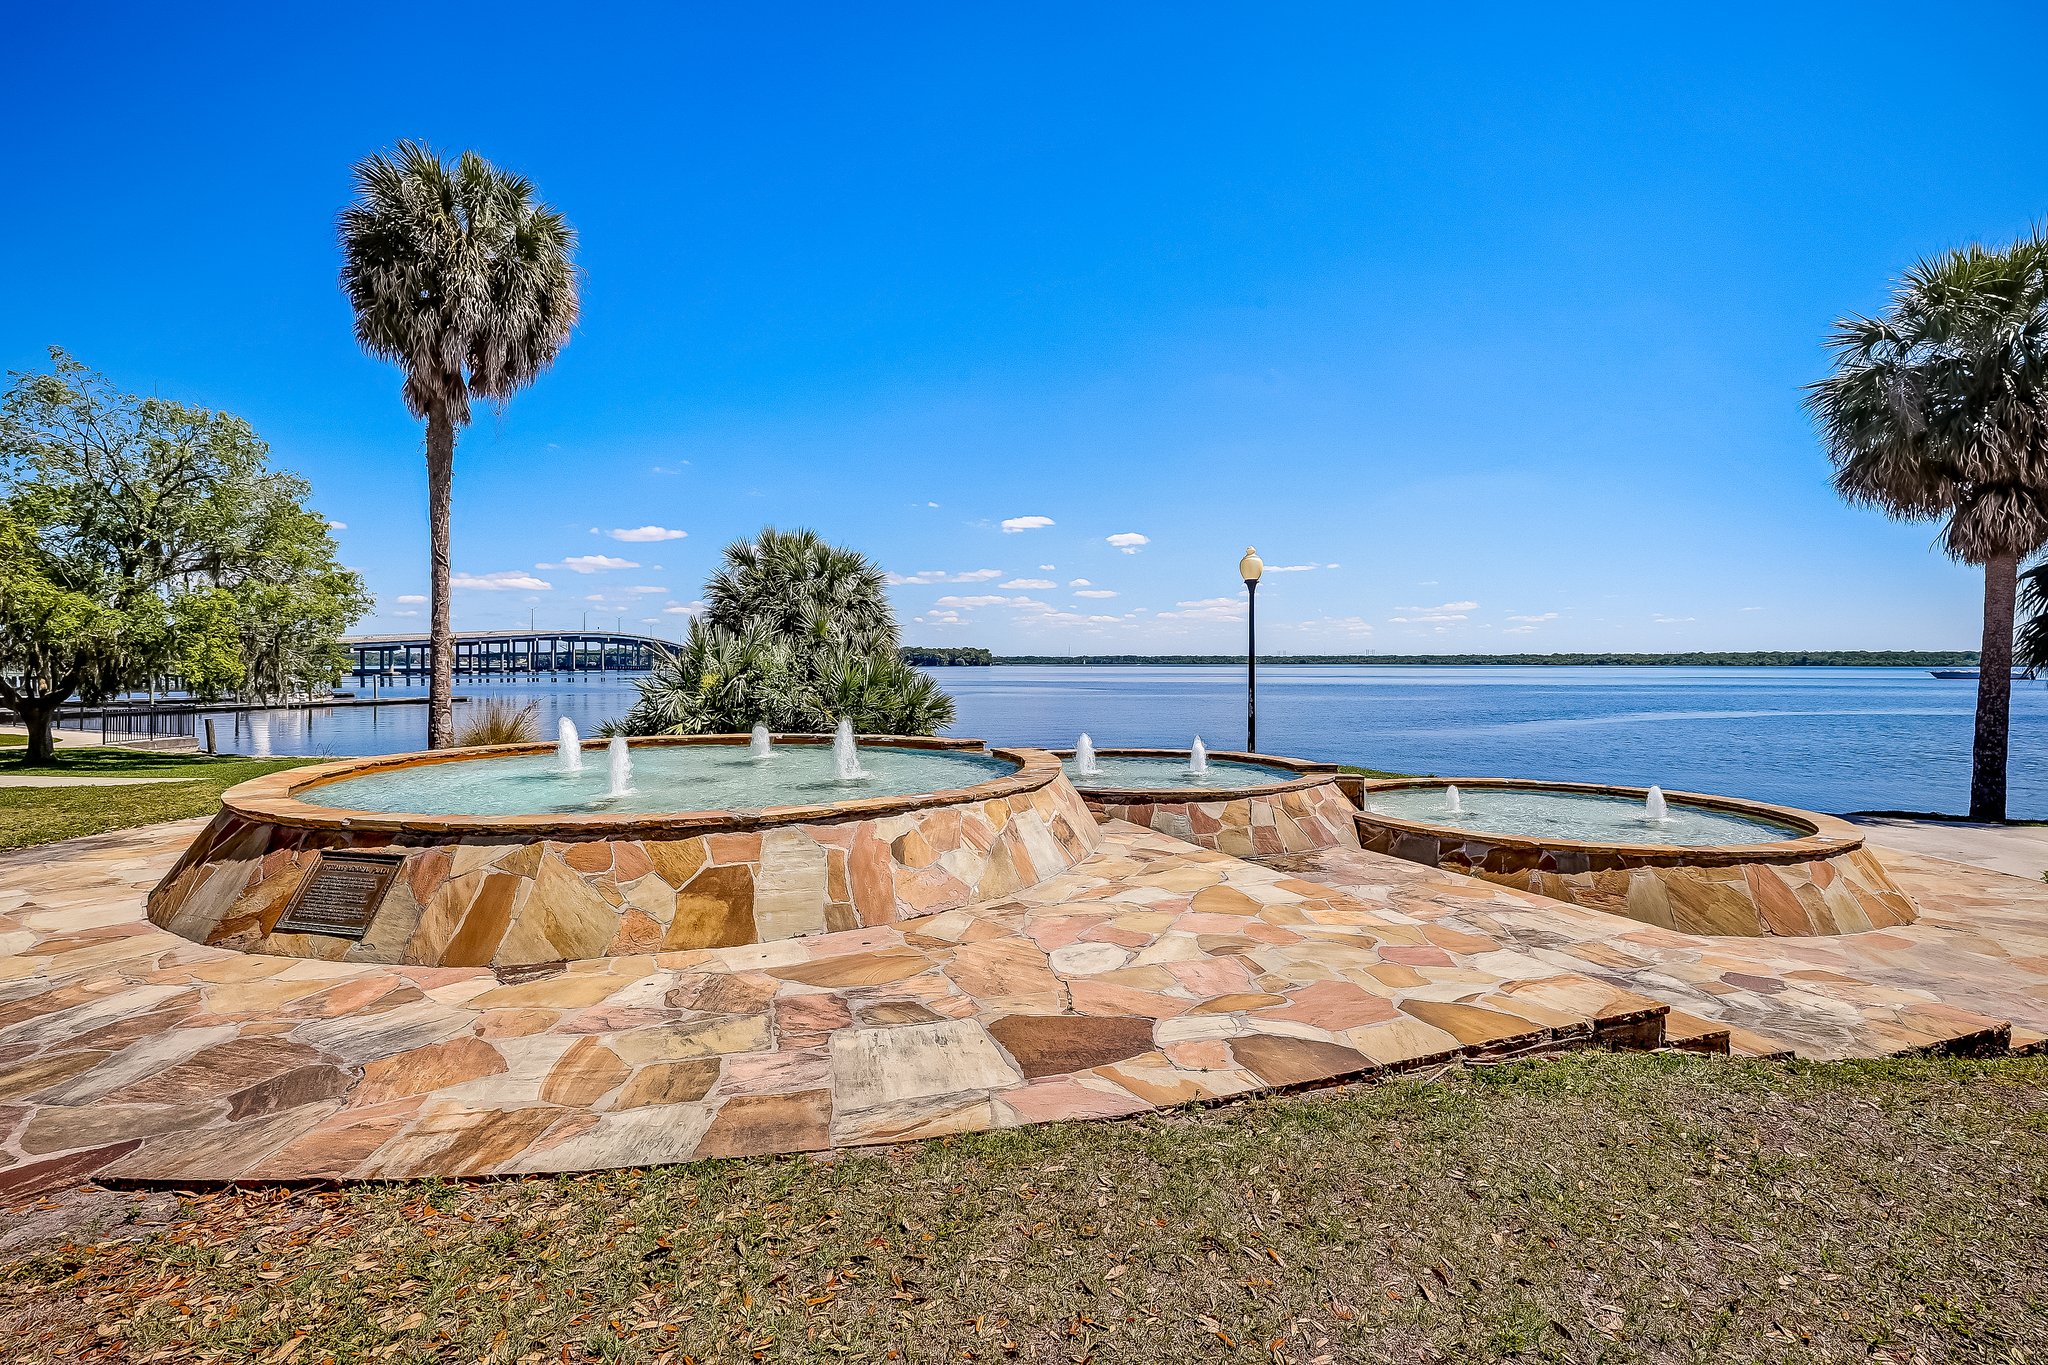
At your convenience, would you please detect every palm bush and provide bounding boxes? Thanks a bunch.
[338,142,579,749]
[1809,231,2048,820]
[452,698,542,747]
[612,528,955,737]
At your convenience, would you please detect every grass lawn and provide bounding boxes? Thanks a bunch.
[0,748,316,851]
[5,1053,2043,1363]
[1338,763,1415,780]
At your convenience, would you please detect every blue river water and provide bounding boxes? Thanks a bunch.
[201,666,2047,818]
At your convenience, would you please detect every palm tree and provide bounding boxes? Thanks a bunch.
[338,142,578,748]
[1808,232,2048,819]
[612,526,956,737]
[705,527,896,652]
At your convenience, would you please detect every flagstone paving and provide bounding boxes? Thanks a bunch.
[4,813,2045,1198]
[0,819,1667,1194]
[1262,842,2048,1060]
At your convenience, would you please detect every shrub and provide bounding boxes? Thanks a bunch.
[452,699,542,747]
[612,527,955,737]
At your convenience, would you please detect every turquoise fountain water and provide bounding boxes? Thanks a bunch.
[1364,785,1802,847]
[1061,752,1301,790]
[299,741,1016,817]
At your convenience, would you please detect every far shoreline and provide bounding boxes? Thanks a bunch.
[902,650,1984,669]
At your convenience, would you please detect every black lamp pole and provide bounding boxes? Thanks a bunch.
[1239,546,1264,752]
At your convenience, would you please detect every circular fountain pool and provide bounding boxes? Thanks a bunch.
[1354,778,1916,938]
[1056,747,1361,856]
[1363,785,1804,848]
[1060,753,1303,791]
[147,735,1102,967]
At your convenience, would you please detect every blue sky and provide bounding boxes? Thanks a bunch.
[7,3,2045,654]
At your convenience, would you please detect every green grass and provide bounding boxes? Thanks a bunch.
[0,747,316,851]
[6,1053,2044,1363]
[1339,761,1415,780]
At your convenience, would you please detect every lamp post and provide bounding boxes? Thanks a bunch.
[1239,546,1264,752]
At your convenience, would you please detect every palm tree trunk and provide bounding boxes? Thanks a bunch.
[1969,551,2017,821]
[425,403,456,750]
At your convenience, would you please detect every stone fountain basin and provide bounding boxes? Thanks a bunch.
[1054,748,1362,856]
[1355,777,1917,937]
[146,736,1102,967]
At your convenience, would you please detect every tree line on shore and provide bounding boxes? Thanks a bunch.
[899,649,1982,668]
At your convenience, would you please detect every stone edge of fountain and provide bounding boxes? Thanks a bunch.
[220,734,1042,837]
[1046,747,1342,802]
[1352,776,1859,866]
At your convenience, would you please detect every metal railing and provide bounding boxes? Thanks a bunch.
[50,705,200,746]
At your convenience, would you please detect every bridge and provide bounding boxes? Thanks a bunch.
[343,630,681,678]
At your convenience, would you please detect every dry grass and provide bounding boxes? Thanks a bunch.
[452,699,543,748]
[4,1052,2045,1363]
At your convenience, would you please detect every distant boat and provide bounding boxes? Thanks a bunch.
[1929,668,2034,680]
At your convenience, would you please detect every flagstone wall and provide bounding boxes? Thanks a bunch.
[146,746,1103,968]
[1080,778,1363,855]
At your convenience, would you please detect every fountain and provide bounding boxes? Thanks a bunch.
[833,717,868,781]
[1075,733,1100,777]
[1351,776,1910,938]
[1188,736,1209,776]
[606,735,634,799]
[150,735,1109,967]
[556,717,583,774]
[749,724,773,760]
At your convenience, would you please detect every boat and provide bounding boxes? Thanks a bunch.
[1929,668,2034,679]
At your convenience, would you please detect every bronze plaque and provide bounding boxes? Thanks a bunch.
[274,851,404,938]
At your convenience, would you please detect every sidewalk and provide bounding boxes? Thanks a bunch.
[1844,815,2048,881]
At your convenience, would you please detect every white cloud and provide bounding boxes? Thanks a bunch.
[1001,578,1057,590]
[1283,615,1374,637]
[1504,625,1537,635]
[649,463,687,476]
[539,555,639,574]
[1652,613,1695,624]
[1740,606,1765,612]
[1400,600,1479,614]
[1067,578,1092,587]
[394,594,427,604]
[933,594,1024,609]
[326,520,347,531]
[1073,588,1119,599]
[1039,564,1055,571]
[452,571,552,591]
[886,568,1004,585]
[663,600,707,617]
[607,526,687,543]
[624,585,667,594]
[392,609,419,618]
[1106,532,1150,553]
[1001,515,1055,533]
[1264,562,1337,573]
[1506,612,1559,623]
[1157,595,1244,622]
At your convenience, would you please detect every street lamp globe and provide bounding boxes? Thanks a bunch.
[1239,546,1264,584]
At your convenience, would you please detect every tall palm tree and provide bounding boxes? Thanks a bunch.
[338,142,578,748]
[1808,232,2048,820]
